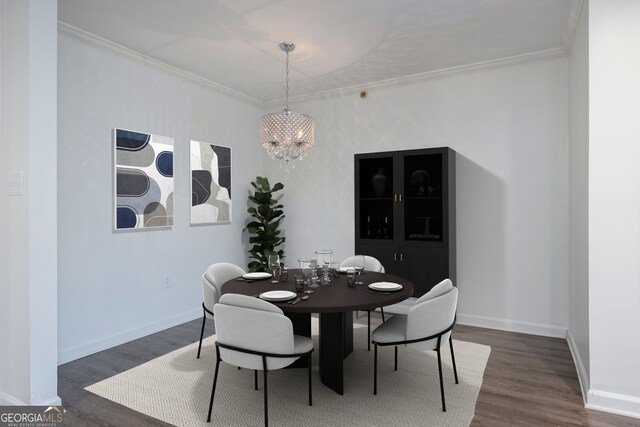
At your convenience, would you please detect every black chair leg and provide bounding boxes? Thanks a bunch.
[394,346,398,371]
[308,354,313,406]
[367,311,371,351]
[263,369,269,427]
[197,314,206,359]
[206,351,221,422]
[381,307,386,322]
[449,337,459,384]
[262,356,269,427]
[373,344,378,395]
[254,370,258,390]
[436,348,446,412]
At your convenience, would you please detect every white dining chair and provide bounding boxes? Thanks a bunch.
[197,262,246,359]
[207,293,314,427]
[371,278,459,412]
[340,255,386,350]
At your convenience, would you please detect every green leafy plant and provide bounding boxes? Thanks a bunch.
[245,176,285,272]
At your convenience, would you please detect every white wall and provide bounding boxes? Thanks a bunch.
[57,33,264,363]
[568,0,590,399]
[266,57,570,337]
[0,0,59,405]
[587,0,640,418]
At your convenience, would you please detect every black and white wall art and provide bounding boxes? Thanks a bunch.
[190,141,231,224]
[114,129,174,230]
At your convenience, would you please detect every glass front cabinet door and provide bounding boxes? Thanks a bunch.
[355,147,456,297]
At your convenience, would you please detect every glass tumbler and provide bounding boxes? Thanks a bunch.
[346,271,356,287]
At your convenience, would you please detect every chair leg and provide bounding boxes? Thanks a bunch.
[206,350,221,422]
[381,307,386,322]
[197,314,206,359]
[373,344,378,395]
[263,370,269,427]
[254,370,258,390]
[394,346,398,371]
[449,336,459,384]
[436,348,446,412]
[367,311,371,351]
[308,354,313,406]
[262,356,269,427]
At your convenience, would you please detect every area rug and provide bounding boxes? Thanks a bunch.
[86,321,490,426]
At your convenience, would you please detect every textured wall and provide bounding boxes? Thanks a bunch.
[265,57,570,337]
[588,0,640,417]
[1,0,59,405]
[568,0,590,398]
[57,34,263,363]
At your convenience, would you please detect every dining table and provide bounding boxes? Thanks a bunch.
[221,269,414,395]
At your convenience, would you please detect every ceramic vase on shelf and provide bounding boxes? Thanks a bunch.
[372,168,388,197]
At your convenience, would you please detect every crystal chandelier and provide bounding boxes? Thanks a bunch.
[260,42,314,162]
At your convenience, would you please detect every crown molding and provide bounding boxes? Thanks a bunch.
[562,0,585,54]
[57,22,263,106]
[264,47,566,108]
[59,20,570,108]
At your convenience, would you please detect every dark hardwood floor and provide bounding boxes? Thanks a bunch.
[58,315,640,426]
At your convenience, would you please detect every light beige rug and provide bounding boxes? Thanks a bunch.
[86,321,490,426]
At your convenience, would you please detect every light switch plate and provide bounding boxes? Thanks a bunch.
[8,171,24,196]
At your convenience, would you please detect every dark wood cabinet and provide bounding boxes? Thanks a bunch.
[355,148,456,297]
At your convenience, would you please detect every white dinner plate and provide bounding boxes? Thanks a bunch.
[243,272,272,280]
[338,267,356,273]
[259,290,297,302]
[368,282,403,292]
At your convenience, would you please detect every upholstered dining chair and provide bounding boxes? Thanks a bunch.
[340,255,386,351]
[207,294,314,427]
[371,278,459,412]
[197,262,246,359]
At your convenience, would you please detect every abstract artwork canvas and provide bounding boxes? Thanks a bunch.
[114,129,174,230]
[190,141,231,224]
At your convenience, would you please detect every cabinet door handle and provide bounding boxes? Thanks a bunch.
[399,193,403,202]
[393,252,397,261]
[393,194,398,202]
[400,252,404,261]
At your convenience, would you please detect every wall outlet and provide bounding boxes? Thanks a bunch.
[8,171,24,196]
[162,274,171,289]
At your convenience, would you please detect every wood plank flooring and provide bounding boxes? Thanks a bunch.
[57,315,640,426]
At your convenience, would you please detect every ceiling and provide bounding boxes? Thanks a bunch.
[58,0,580,103]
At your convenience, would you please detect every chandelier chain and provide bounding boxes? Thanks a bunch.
[285,48,290,111]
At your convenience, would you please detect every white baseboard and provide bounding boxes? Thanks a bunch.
[0,390,26,405]
[457,312,567,338]
[587,389,640,420]
[37,396,62,406]
[58,308,202,365]
[0,392,61,406]
[566,330,589,404]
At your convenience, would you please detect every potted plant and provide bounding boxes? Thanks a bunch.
[245,176,285,272]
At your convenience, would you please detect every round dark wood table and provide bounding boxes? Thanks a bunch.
[222,270,413,395]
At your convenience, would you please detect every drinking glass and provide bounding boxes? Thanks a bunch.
[330,262,341,278]
[315,249,333,285]
[280,265,289,282]
[298,258,318,288]
[294,274,305,292]
[354,254,365,285]
[268,254,280,283]
[346,271,356,287]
